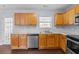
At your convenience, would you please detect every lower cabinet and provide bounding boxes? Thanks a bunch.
[39,34,47,49]
[60,35,66,52]
[11,34,19,49]
[19,34,27,49]
[54,34,59,48]
[47,34,55,48]
[11,34,66,52]
[39,34,66,53]
[11,34,27,49]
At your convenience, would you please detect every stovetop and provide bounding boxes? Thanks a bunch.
[66,35,79,42]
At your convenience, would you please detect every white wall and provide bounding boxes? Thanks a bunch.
[0,8,79,45]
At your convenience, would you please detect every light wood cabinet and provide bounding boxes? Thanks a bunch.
[68,8,75,25]
[30,16,37,25]
[20,13,26,25]
[60,34,66,52]
[11,34,27,49]
[15,13,21,25]
[19,34,27,49]
[63,8,75,25]
[55,13,64,26]
[55,5,76,26]
[15,13,37,25]
[75,5,79,13]
[47,34,55,48]
[39,34,66,53]
[11,34,19,49]
[39,34,46,49]
[54,34,59,48]
[63,12,69,25]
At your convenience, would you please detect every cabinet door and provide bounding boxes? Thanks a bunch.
[19,34,27,49]
[30,14,37,25]
[20,13,25,25]
[55,13,63,26]
[62,35,66,52]
[59,34,66,53]
[54,34,59,48]
[24,14,29,25]
[29,13,37,25]
[39,34,46,49]
[68,8,75,25]
[63,12,69,25]
[75,5,79,13]
[11,34,19,49]
[47,34,54,48]
[15,13,21,25]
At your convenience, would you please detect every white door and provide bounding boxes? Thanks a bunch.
[4,18,13,44]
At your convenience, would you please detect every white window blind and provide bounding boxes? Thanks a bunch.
[39,17,52,28]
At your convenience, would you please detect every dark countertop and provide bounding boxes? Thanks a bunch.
[28,34,39,36]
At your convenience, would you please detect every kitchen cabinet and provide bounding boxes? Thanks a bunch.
[11,34,27,49]
[63,12,69,25]
[15,13,21,25]
[60,34,66,53]
[20,13,26,25]
[15,13,37,25]
[68,8,75,25]
[39,34,47,49]
[47,34,55,48]
[19,34,27,49]
[28,14,37,25]
[54,34,59,48]
[39,34,66,53]
[11,34,19,49]
[55,5,76,26]
[75,5,79,13]
[63,7,75,25]
[55,13,64,26]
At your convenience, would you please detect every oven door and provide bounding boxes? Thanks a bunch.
[67,40,79,54]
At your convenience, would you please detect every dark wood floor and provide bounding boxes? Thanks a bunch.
[0,45,65,54]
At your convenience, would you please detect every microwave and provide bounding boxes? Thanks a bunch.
[75,13,79,24]
[75,16,79,23]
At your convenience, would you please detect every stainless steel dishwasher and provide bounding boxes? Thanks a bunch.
[28,34,38,48]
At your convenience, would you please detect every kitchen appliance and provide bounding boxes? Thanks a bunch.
[67,37,79,54]
[28,34,38,48]
[75,13,79,24]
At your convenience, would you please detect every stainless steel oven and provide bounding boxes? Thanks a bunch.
[67,38,79,54]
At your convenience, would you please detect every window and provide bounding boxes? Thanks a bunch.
[39,17,52,28]
[4,18,13,44]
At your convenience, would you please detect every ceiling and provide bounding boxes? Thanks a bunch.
[0,4,74,11]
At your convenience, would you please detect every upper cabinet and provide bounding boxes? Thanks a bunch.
[15,13,37,26]
[75,5,79,13]
[68,8,75,25]
[55,13,64,26]
[63,11,69,25]
[55,5,76,26]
